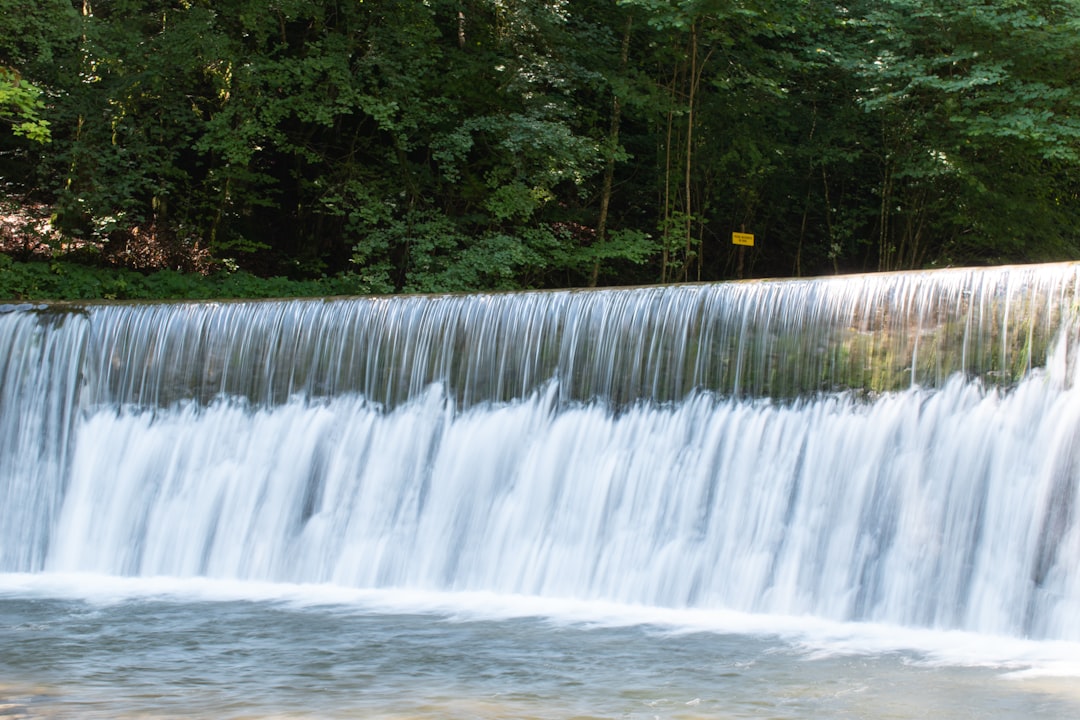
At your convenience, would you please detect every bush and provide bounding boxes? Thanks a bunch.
[0,255,380,301]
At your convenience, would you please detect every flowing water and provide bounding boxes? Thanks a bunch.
[3,263,1080,717]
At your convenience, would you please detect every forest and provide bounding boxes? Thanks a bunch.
[2,0,1080,299]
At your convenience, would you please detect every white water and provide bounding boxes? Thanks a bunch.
[34,359,1080,641]
[2,263,1080,653]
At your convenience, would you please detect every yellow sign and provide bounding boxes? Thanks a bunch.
[732,232,755,247]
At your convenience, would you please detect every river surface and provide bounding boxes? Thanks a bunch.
[3,576,1080,719]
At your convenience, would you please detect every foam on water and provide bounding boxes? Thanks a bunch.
[3,571,1080,680]
[34,356,1080,641]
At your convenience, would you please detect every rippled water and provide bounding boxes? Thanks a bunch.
[3,578,1080,719]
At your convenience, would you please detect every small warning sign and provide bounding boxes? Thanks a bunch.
[732,232,755,247]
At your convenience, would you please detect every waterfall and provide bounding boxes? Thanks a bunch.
[0,307,87,569]
[2,264,1080,641]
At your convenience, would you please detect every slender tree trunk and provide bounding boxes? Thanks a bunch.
[878,163,893,271]
[683,20,697,282]
[878,120,894,272]
[660,70,677,284]
[65,0,93,193]
[736,224,745,279]
[901,186,928,269]
[210,175,230,250]
[590,16,633,287]
[794,106,818,277]
[822,167,839,274]
[680,22,714,282]
[457,4,466,48]
[696,210,705,281]
[796,186,811,277]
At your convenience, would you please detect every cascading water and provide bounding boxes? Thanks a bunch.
[2,263,1080,644]
[0,308,87,570]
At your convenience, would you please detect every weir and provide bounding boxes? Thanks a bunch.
[1,263,1080,641]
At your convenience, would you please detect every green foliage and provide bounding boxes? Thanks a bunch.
[0,69,49,143]
[2,0,1080,298]
[829,0,1080,268]
[0,254,382,301]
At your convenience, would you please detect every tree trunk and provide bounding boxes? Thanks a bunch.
[590,16,633,287]
[683,20,697,282]
[660,70,677,284]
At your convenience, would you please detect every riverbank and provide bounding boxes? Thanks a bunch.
[0,255,379,302]
[0,200,376,301]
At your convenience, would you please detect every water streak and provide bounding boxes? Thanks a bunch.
[2,263,1080,641]
[72,263,1075,409]
[0,307,87,568]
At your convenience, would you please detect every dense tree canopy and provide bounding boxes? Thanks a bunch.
[2,0,1079,296]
